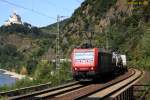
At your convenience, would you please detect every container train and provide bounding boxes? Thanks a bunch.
[71,47,127,80]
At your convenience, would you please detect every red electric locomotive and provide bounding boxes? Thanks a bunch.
[71,48,115,80]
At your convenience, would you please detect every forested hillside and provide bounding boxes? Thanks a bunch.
[0,23,71,92]
[59,0,150,69]
[0,24,55,74]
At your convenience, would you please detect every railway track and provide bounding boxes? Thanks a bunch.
[6,69,143,100]
[87,69,143,100]
[41,69,135,100]
[0,82,52,97]
[8,81,79,100]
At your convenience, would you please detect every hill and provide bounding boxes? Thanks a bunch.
[55,0,150,69]
[0,24,56,75]
[40,18,69,34]
[0,23,73,92]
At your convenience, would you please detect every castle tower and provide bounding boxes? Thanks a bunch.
[4,11,22,26]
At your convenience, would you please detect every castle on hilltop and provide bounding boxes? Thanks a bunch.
[4,12,22,26]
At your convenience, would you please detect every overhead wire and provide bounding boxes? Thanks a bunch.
[0,0,56,20]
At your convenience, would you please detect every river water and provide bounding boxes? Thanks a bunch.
[0,70,16,86]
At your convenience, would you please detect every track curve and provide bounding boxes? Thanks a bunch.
[8,69,143,100]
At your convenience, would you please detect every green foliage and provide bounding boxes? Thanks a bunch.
[41,18,69,34]
[31,38,52,59]
[33,60,72,85]
[34,60,52,82]
[0,21,56,77]
[0,24,41,36]
[0,24,30,35]
[0,61,72,92]
[0,44,24,70]
[26,59,38,75]
[61,0,150,71]
[94,0,117,16]
[141,30,150,56]
[124,14,142,27]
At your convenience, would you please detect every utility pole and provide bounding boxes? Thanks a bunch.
[56,15,66,69]
[105,30,109,51]
[104,15,115,51]
[104,16,110,51]
[56,15,60,69]
[55,15,67,84]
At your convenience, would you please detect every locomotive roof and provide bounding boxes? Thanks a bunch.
[73,48,112,54]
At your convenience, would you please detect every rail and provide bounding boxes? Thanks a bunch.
[0,82,51,97]
[0,69,144,100]
[8,81,79,100]
[86,69,143,100]
[34,69,134,100]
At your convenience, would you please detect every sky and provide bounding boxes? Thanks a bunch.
[0,0,84,27]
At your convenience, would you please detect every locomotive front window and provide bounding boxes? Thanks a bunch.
[74,52,94,60]
[73,51,94,64]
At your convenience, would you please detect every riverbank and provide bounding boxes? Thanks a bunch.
[0,69,32,80]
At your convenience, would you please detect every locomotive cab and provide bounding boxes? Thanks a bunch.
[71,48,114,80]
[71,48,98,79]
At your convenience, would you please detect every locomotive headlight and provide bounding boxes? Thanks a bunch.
[91,67,94,70]
[74,68,77,70]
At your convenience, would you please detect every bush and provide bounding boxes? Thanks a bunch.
[0,24,41,36]
[34,60,53,83]
[0,44,24,70]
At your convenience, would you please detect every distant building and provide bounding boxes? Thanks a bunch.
[4,12,22,26]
